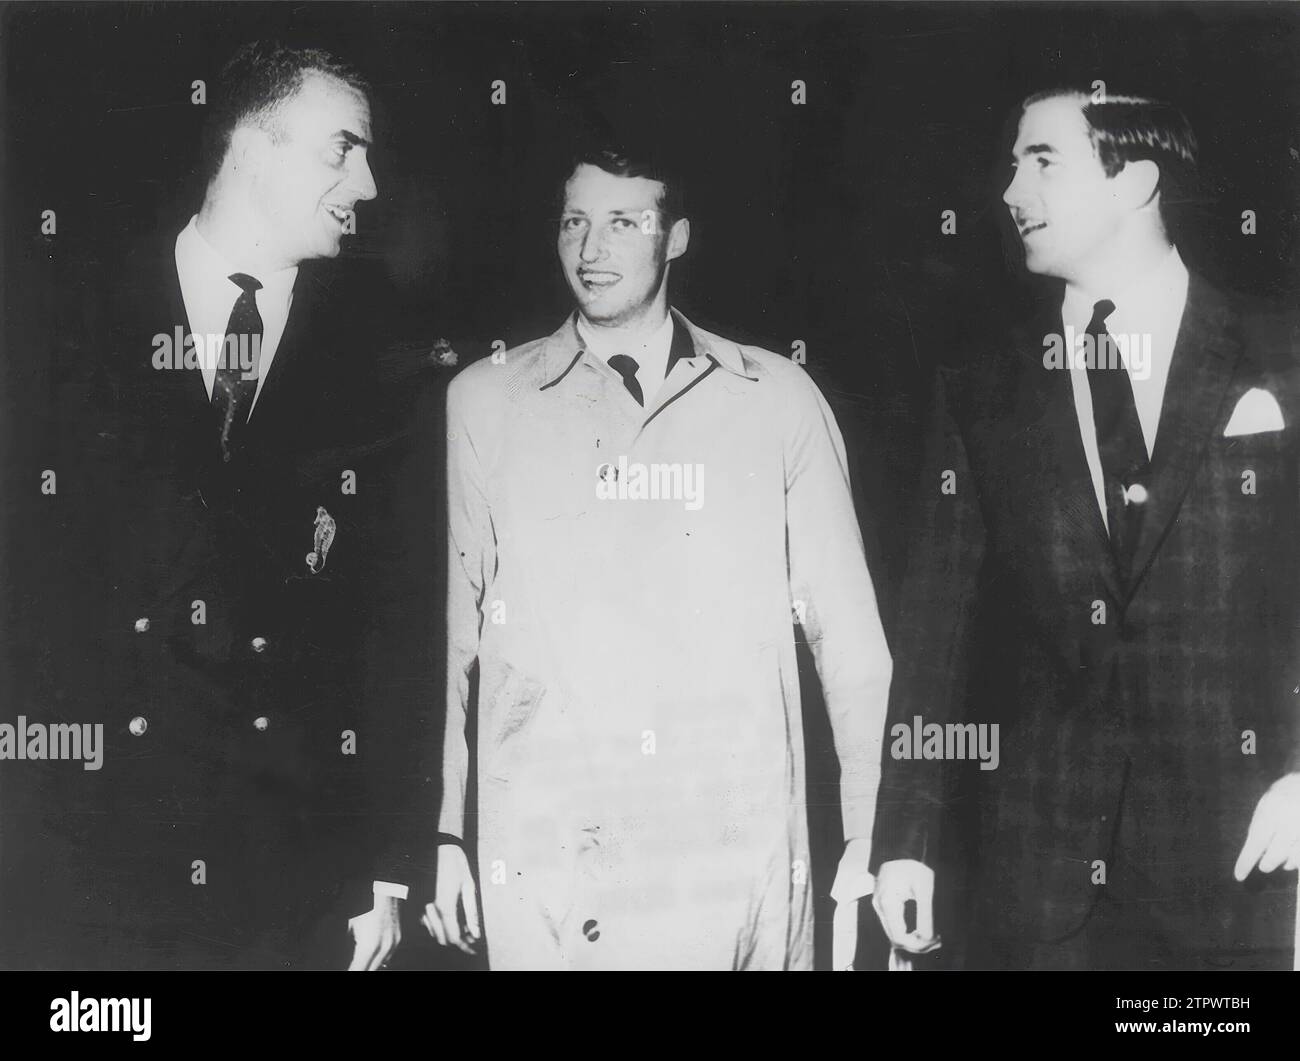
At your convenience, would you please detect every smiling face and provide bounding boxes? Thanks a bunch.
[557,163,687,326]
[246,71,377,268]
[1003,96,1129,284]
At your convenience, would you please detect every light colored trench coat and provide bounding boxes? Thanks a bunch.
[442,310,891,969]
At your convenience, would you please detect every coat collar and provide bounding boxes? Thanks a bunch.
[538,307,757,392]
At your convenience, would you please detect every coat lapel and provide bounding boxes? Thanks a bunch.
[1125,275,1242,595]
[641,313,716,430]
[245,268,321,430]
[1017,303,1124,603]
[131,242,211,463]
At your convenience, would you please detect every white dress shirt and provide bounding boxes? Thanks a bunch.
[1062,246,1190,530]
[174,215,297,416]
[577,310,676,408]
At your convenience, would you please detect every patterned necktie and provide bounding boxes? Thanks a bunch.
[1084,298,1149,580]
[212,272,264,462]
[607,354,644,406]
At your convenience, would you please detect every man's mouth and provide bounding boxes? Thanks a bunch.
[578,269,621,291]
[323,204,354,227]
[1017,219,1047,238]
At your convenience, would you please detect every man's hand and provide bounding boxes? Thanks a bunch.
[829,838,875,970]
[830,837,874,904]
[422,843,481,955]
[347,895,402,970]
[1234,772,1300,881]
[872,858,940,955]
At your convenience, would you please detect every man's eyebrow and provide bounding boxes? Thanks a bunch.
[338,130,370,148]
[1014,142,1057,158]
[559,207,649,218]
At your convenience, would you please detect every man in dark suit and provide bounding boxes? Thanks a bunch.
[870,89,1300,970]
[13,41,439,970]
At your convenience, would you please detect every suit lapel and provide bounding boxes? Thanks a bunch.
[245,269,320,430]
[129,241,211,462]
[1126,275,1242,595]
[166,256,211,414]
[1017,304,1124,603]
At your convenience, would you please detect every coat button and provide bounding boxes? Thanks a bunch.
[250,636,268,653]
[582,918,600,942]
[128,716,148,736]
[1124,483,1149,505]
[133,617,150,633]
[253,716,269,732]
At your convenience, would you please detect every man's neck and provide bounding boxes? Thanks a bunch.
[1067,227,1174,302]
[578,299,671,352]
[196,190,289,278]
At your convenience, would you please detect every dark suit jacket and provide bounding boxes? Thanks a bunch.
[9,230,443,969]
[871,274,1300,964]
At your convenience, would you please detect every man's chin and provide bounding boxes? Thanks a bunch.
[574,293,628,324]
[1021,249,1056,278]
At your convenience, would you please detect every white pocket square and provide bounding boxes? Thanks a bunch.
[1223,388,1285,437]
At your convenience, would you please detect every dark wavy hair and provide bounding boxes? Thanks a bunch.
[1021,88,1200,232]
[199,40,370,186]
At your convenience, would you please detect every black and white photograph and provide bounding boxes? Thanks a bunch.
[0,0,1297,1034]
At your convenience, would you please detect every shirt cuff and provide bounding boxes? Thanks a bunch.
[372,880,409,901]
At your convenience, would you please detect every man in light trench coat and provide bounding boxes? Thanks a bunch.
[425,143,893,969]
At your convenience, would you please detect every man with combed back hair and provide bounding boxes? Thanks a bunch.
[873,88,1300,970]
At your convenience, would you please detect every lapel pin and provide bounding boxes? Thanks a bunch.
[307,505,337,573]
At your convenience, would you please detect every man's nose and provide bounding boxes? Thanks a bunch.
[579,225,607,262]
[349,153,378,202]
[1002,166,1026,209]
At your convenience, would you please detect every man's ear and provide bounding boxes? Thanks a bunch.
[226,123,271,177]
[666,216,690,262]
[1114,158,1161,211]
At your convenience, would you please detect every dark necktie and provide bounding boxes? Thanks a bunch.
[212,272,264,462]
[607,354,644,406]
[1084,298,1149,580]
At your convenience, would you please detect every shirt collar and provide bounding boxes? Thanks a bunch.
[1061,245,1188,332]
[175,214,298,308]
[539,308,754,391]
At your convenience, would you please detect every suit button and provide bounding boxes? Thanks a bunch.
[250,636,268,653]
[582,918,600,942]
[253,716,270,732]
[1124,483,1149,505]
[128,716,148,736]
[133,617,150,633]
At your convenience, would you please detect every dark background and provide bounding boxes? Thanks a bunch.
[3,1,1298,969]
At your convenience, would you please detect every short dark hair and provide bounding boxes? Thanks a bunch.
[560,143,686,226]
[1021,88,1199,230]
[199,40,370,186]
